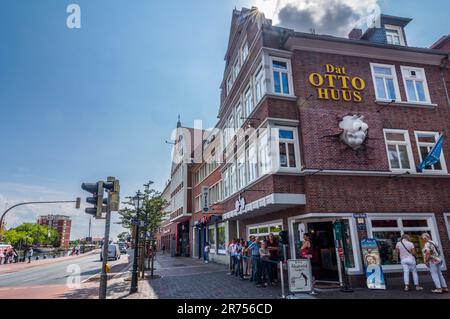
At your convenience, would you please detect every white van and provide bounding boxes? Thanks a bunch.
[100,243,121,261]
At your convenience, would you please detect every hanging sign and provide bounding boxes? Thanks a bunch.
[361,238,386,290]
[288,259,313,293]
[308,64,366,102]
[201,186,209,213]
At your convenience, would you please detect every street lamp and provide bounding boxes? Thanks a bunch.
[130,190,145,294]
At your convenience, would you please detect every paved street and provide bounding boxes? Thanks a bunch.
[111,253,450,300]
[0,250,131,299]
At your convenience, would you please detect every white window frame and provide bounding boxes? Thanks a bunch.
[207,226,216,254]
[247,220,284,238]
[194,194,202,213]
[385,25,406,46]
[254,64,265,104]
[400,66,432,104]
[243,85,254,118]
[240,38,249,65]
[226,73,234,95]
[246,136,258,184]
[414,131,448,174]
[370,63,401,102]
[237,150,246,190]
[235,103,243,129]
[367,213,445,272]
[258,129,272,176]
[270,57,294,97]
[383,129,416,173]
[444,213,450,242]
[275,126,301,172]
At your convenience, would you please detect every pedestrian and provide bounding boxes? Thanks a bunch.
[227,239,237,275]
[395,234,423,291]
[421,233,448,294]
[12,249,18,263]
[242,240,250,279]
[26,247,33,263]
[0,249,5,265]
[267,233,279,284]
[235,239,243,278]
[162,245,166,255]
[248,236,262,286]
[300,233,313,259]
[259,241,272,287]
[203,242,210,263]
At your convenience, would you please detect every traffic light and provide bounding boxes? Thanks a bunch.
[81,181,105,219]
[103,178,120,211]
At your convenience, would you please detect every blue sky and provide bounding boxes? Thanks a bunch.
[0,0,448,240]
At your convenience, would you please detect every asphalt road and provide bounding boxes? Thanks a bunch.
[0,251,128,288]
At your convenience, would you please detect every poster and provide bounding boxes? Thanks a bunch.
[287,259,312,293]
[361,238,386,290]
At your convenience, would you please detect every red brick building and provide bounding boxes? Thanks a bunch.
[162,7,450,286]
[37,214,72,249]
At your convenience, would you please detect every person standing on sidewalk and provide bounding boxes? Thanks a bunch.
[242,240,250,279]
[26,247,33,263]
[395,234,423,291]
[421,233,448,294]
[259,241,272,288]
[203,242,210,263]
[249,236,261,286]
[267,233,279,284]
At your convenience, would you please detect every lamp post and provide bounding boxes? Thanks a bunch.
[130,190,145,294]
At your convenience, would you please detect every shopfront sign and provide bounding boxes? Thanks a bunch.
[361,238,386,290]
[288,259,312,293]
[235,194,246,213]
[308,64,365,103]
[353,213,367,231]
[201,186,209,213]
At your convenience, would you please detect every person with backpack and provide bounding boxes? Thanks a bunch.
[421,233,448,294]
[395,234,423,291]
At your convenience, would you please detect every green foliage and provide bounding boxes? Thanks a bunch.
[3,223,59,247]
[118,187,167,240]
[117,231,131,242]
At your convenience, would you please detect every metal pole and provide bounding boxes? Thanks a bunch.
[280,261,285,299]
[99,191,112,299]
[130,207,140,294]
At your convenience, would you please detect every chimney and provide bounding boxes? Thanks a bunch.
[348,28,363,40]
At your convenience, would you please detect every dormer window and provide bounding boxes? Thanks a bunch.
[385,25,406,46]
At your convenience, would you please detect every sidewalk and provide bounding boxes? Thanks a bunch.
[0,249,100,274]
[106,253,450,300]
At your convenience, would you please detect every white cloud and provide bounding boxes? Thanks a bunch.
[253,0,381,37]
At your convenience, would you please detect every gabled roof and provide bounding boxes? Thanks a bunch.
[431,35,450,51]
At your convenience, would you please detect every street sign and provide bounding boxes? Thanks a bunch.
[287,259,313,293]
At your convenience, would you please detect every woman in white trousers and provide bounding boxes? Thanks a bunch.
[395,234,423,291]
[422,233,448,294]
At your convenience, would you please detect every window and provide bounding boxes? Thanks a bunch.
[243,86,254,118]
[223,169,229,198]
[383,129,415,171]
[415,131,447,173]
[369,216,436,266]
[194,195,202,213]
[254,66,265,104]
[370,63,400,101]
[271,59,291,95]
[237,152,246,190]
[217,224,226,255]
[208,227,216,253]
[235,103,243,129]
[246,138,258,183]
[227,74,234,95]
[209,182,222,205]
[385,25,405,46]
[233,60,240,82]
[258,131,271,175]
[240,41,249,64]
[401,67,431,104]
[278,128,298,169]
[229,163,237,195]
[247,222,283,239]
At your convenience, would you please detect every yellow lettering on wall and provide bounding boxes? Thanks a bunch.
[309,73,324,87]
[352,77,366,91]
[317,88,329,100]
[353,91,362,103]
[342,90,352,102]
[325,64,335,73]
[324,74,337,88]
[330,89,341,101]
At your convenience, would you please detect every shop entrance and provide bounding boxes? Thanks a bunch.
[306,222,339,283]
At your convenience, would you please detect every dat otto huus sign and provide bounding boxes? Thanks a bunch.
[309,64,366,102]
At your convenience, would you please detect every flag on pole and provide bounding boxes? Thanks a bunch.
[418,134,445,172]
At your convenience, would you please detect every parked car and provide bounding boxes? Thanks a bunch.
[100,243,121,261]
[118,242,127,254]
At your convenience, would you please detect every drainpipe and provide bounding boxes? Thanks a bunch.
[440,54,450,108]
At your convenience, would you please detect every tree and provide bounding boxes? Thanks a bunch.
[118,187,167,240]
[117,231,131,242]
[3,223,59,247]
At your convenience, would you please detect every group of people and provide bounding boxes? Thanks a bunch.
[396,233,448,294]
[0,247,33,264]
[224,233,280,288]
